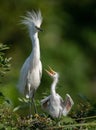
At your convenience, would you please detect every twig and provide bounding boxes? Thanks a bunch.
[75,115,96,121]
[46,122,96,130]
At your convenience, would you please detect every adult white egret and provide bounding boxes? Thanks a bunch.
[17,10,43,115]
[41,67,74,118]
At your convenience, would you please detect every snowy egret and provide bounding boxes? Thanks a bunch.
[41,67,74,118]
[17,10,43,115]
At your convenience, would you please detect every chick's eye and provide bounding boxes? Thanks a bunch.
[54,73,56,76]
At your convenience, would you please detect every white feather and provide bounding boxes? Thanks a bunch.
[17,10,43,100]
[21,10,42,28]
[41,71,74,118]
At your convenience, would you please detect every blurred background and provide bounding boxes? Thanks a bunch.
[0,0,96,113]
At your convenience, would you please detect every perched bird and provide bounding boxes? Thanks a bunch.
[41,67,74,118]
[17,10,43,114]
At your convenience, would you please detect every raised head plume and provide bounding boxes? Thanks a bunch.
[21,10,43,28]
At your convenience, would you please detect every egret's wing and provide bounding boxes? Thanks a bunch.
[62,94,74,116]
[17,57,29,94]
[41,95,50,104]
[41,95,51,109]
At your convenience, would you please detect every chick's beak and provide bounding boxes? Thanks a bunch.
[45,66,56,76]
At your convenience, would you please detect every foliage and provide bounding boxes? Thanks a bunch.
[0,97,96,130]
[0,43,11,80]
[0,95,96,130]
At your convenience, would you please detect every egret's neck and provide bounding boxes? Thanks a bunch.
[51,77,58,95]
[30,33,40,60]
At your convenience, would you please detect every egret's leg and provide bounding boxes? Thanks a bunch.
[32,98,37,114]
[27,83,32,117]
[32,92,38,114]
[29,97,32,117]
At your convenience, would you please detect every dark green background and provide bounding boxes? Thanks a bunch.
[0,0,96,113]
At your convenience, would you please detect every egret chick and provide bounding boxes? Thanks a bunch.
[17,10,43,115]
[41,67,74,118]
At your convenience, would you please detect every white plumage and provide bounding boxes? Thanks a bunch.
[17,10,43,113]
[22,11,42,27]
[41,67,74,118]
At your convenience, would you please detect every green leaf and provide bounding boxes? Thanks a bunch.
[0,123,4,129]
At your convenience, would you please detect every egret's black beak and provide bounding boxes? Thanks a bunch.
[35,26,43,32]
[38,27,43,32]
